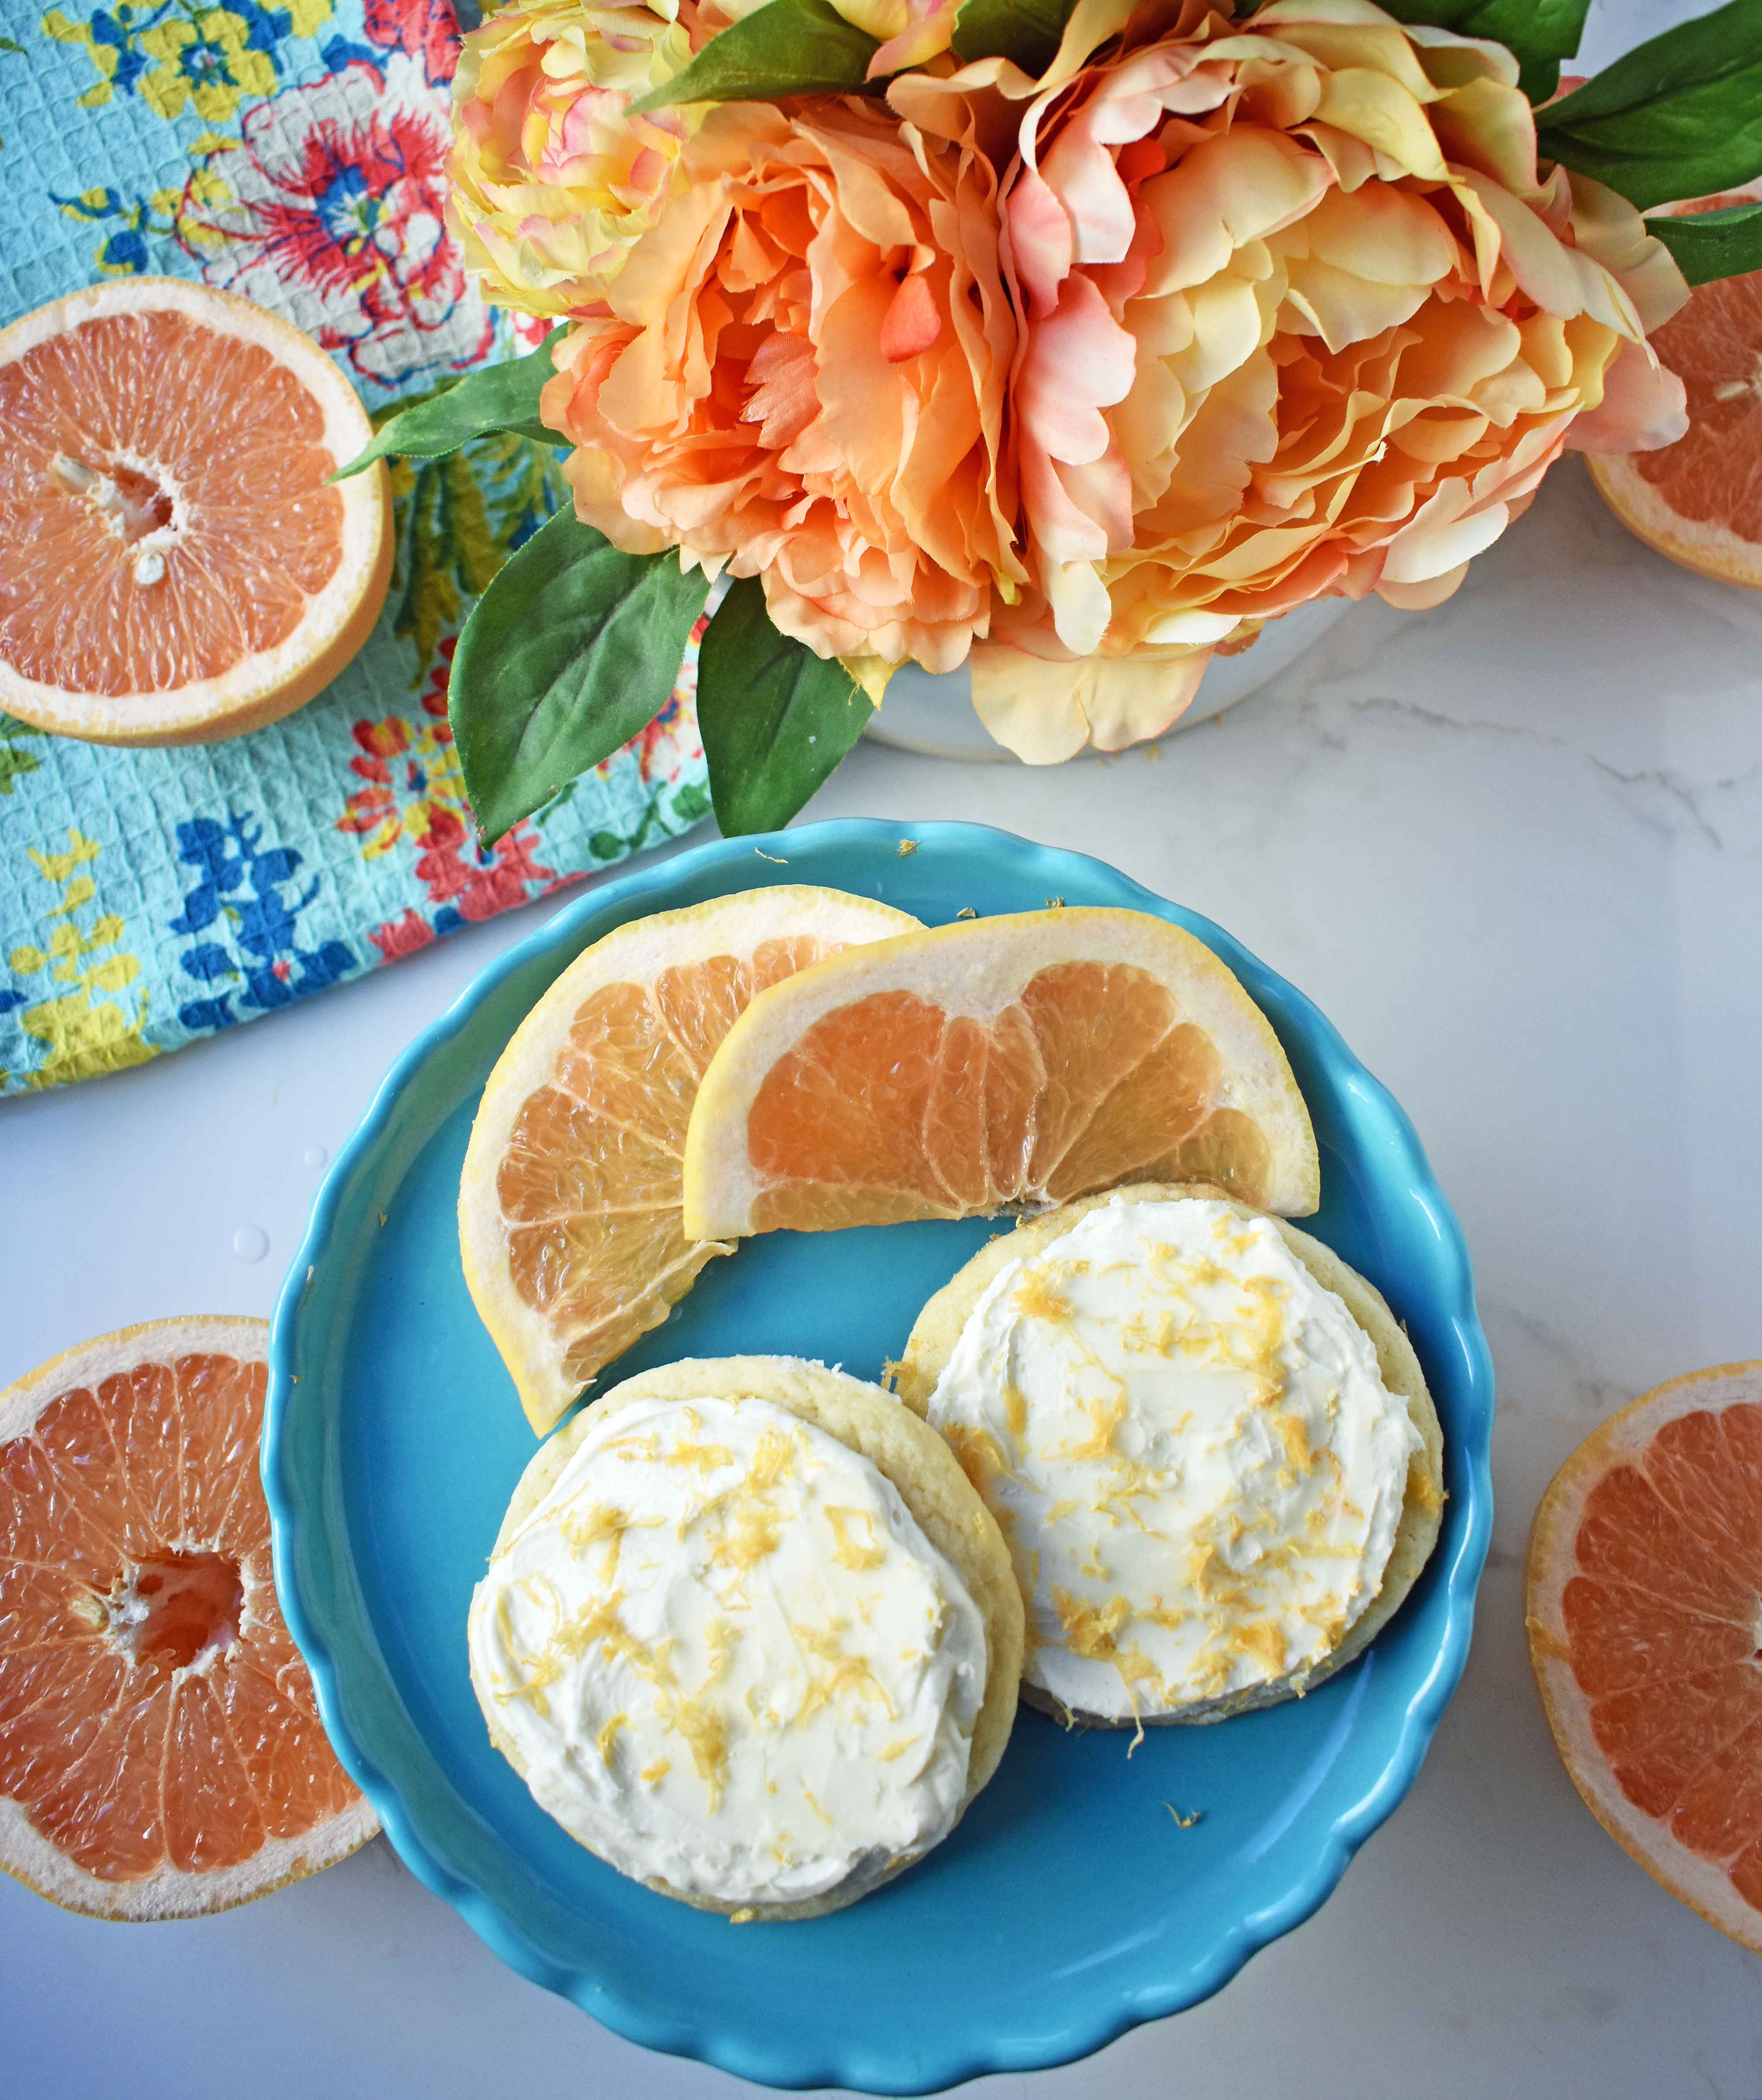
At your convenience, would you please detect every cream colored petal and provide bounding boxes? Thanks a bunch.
[1142,606,1244,645]
[1313,67,1447,180]
[1373,559,1467,610]
[1452,170,1640,337]
[1044,554,1116,657]
[1299,181,1459,287]
[970,645,1093,762]
[830,0,908,41]
[1565,174,1690,333]
[1250,18,1442,104]
[1281,257,1430,352]
[1140,128,1334,297]
[1401,19,1518,90]
[1043,0,1141,88]
[1379,480,1507,584]
[1428,74,1536,194]
[1078,648,1210,751]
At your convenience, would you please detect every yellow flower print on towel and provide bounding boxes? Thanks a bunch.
[0,830,155,1091]
[139,9,274,122]
[43,0,331,120]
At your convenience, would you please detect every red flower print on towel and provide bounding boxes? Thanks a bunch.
[363,0,460,85]
[179,54,493,388]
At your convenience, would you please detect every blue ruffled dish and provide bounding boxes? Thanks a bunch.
[264,820,1493,2094]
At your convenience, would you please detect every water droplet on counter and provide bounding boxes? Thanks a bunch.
[303,1144,328,1170]
[233,1226,269,1263]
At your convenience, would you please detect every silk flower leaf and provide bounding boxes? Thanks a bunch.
[951,0,1077,75]
[450,510,711,844]
[1374,0,1589,104]
[1536,0,1762,212]
[631,0,878,114]
[1645,200,1762,285]
[696,577,876,835]
[333,329,567,481]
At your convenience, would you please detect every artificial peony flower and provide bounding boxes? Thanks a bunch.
[896,0,1689,759]
[541,96,1026,671]
[448,0,700,320]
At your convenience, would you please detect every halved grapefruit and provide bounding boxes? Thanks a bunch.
[1528,1361,1762,1952]
[0,1317,376,1919]
[1587,194,1762,590]
[0,278,390,745]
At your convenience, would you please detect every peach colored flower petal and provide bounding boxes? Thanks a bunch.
[1566,338,1689,455]
[545,97,1025,672]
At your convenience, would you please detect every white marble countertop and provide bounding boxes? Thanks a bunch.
[4,442,1760,2090]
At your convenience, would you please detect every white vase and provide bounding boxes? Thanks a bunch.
[862,596,1354,761]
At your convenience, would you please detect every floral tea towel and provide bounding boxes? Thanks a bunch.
[0,0,708,1096]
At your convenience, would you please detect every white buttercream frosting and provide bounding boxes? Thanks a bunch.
[925,1196,1420,1722]
[469,1389,987,1907]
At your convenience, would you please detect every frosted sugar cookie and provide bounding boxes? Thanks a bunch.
[470,1357,1022,1917]
[896,1187,1444,1728]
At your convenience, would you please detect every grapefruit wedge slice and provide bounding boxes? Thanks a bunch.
[1528,1361,1762,1952]
[0,1317,376,1920]
[0,278,390,745]
[459,886,922,1433]
[682,907,1319,1241]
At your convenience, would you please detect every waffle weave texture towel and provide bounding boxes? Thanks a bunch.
[0,0,708,1095]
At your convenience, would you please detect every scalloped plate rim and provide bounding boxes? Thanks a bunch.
[264,817,1494,2094]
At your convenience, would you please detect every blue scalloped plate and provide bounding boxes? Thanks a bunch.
[265,821,1493,2094]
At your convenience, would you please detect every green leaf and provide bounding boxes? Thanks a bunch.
[696,577,874,835]
[1375,0,1588,104]
[630,0,877,113]
[1536,0,1762,211]
[1646,200,1762,284]
[332,330,566,481]
[950,0,1075,74]
[450,511,711,843]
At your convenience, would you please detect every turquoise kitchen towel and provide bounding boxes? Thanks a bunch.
[0,0,707,1094]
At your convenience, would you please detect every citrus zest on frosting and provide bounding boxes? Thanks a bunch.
[926,1196,1420,1722]
[468,1392,988,1907]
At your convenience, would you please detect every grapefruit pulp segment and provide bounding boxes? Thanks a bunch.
[459,889,924,1434]
[682,908,1318,1241]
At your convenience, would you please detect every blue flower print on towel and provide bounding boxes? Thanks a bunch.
[168,814,354,1029]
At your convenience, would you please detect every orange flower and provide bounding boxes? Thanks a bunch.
[897,0,1688,758]
[541,96,1026,673]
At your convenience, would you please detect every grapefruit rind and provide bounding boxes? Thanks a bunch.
[1586,454,1762,595]
[0,278,392,748]
[1525,1360,1762,1955]
[0,1315,378,1921]
[459,887,923,1436]
[681,907,1321,1241]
